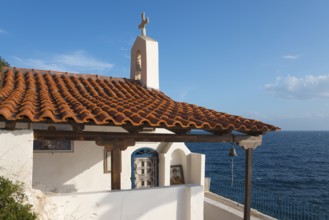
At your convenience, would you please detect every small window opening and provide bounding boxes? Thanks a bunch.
[135,51,142,80]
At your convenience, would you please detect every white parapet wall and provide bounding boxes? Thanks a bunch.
[48,184,204,220]
[0,129,34,187]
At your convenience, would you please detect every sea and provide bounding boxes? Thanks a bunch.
[186,131,329,218]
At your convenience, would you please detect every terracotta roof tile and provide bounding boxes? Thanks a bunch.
[0,67,279,133]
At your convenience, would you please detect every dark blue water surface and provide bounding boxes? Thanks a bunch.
[186,131,329,213]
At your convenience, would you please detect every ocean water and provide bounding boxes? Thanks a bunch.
[186,131,329,214]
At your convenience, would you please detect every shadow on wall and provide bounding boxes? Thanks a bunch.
[32,141,108,193]
[155,142,169,153]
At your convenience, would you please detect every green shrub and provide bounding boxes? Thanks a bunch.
[0,56,9,68]
[0,176,37,220]
[0,56,9,72]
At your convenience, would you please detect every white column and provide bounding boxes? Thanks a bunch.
[189,153,205,186]
[185,185,204,220]
[159,153,171,186]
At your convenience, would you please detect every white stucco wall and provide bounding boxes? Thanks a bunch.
[32,126,127,193]
[32,126,205,193]
[32,137,196,193]
[33,141,110,193]
[48,185,204,220]
[0,130,34,187]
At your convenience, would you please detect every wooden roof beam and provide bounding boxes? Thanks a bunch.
[206,129,231,135]
[167,128,191,135]
[122,125,144,134]
[71,124,85,132]
[4,121,16,130]
[34,130,262,146]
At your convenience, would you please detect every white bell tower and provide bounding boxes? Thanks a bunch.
[130,12,159,90]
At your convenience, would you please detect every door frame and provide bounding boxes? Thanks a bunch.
[131,148,159,189]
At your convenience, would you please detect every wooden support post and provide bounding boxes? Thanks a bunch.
[244,148,253,220]
[238,136,262,220]
[96,139,135,190]
[111,146,122,190]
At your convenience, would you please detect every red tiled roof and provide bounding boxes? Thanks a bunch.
[0,67,279,134]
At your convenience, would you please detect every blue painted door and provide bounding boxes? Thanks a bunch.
[131,148,158,189]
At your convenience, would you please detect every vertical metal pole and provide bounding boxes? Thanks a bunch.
[244,148,253,220]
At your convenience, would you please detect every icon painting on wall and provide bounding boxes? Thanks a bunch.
[170,165,184,185]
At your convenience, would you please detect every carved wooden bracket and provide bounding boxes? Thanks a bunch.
[96,139,135,151]
[237,136,262,150]
[95,138,135,190]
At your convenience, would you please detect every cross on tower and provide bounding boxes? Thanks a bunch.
[138,12,149,36]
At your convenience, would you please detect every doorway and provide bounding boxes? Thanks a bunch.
[131,148,158,189]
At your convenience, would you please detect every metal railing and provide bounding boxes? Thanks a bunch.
[209,175,329,220]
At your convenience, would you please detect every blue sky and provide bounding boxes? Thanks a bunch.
[1,1,329,130]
